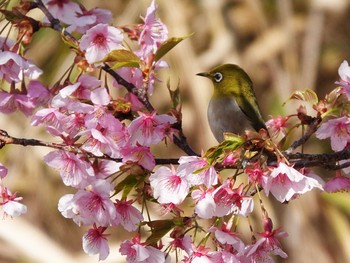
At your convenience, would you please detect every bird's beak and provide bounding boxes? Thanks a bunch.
[196,72,210,78]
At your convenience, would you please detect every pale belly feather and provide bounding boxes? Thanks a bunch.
[207,97,253,142]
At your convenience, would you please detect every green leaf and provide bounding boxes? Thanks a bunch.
[99,49,140,69]
[144,220,175,245]
[155,34,193,61]
[204,134,245,164]
[114,174,138,199]
[0,9,24,23]
[284,89,319,106]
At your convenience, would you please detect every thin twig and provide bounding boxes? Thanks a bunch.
[285,116,321,154]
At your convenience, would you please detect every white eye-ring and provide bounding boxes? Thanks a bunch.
[213,72,223,83]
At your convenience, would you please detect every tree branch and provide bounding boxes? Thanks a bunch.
[287,148,350,169]
[285,116,321,154]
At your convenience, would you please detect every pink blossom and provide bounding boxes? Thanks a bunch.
[324,176,350,192]
[336,60,350,100]
[266,115,290,138]
[183,245,212,263]
[67,7,112,34]
[209,224,245,256]
[128,112,176,146]
[81,114,128,158]
[57,74,102,101]
[139,0,168,52]
[113,67,144,110]
[209,251,241,263]
[119,235,166,263]
[121,145,155,171]
[31,108,70,136]
[191,187,216,219]
[245,217,288,262]
[244,162,269,186]
[212,180,253,217]
[44,150,95,187]
[0,163,8,179]
[178,156,218,188]
[92,160,122,180]
[0,91,34,116]
[58,180,116,226]
[0,186,27,217]
[170,235,193,255]
[264,162,323,203]
[0,51,42,83]
[316,116,350,151]
[82,225,110,261]
[27,80,51,107]
[113,199,144,232]
[0,81,49,116]
[80,24,124,64]
[149,165,190,205]
[42,0,81,24]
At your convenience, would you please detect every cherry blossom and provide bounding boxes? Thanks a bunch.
[0,163,8,179]
[266,115,290,138]
[0,51,42,83]
[139,0,168,52]
[80,24,124,64]
[191,187,216,219]
[213,180,253,217]
[183,245,212,263]
[323,175,350,192]
[149,165,190,205]
[67,7,112,34]
[209,224,245,256]
[0,81,49,116]
[121,145,155,171]
[264,162,323,203]
[42,0,81,24]
[336,60,350,99]
[119,235,166,263]
[82,225,110,261]
[58,179,116,226]
[316,116,350,151]
[113,199,144,232]
[0,186,27,217]
[178,156,218,188]
[245,217,288,262]
[44,150,95,187]
[128,112,177,146]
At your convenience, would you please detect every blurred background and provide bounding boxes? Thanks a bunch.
[1,0,350,262]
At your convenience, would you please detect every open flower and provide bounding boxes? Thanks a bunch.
[316,116,350,151]
[149,165,189,205]
[264,162,323,203]
[80,24,124,64]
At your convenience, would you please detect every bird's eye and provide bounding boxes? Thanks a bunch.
[213,72,223,83]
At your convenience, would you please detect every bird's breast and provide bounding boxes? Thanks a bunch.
[207,96,253,142]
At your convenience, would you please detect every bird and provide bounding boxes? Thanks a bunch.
[197,64,267,142]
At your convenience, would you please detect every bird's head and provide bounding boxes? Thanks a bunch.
[197,64,253,97]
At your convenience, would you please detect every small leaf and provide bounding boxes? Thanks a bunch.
[284,89,319,106]
[155,34,193,61]
[204,134,244,164]
[0,9,24,23]
[114,174,138,199]
[99,49,140,69]
[144,220,175,245]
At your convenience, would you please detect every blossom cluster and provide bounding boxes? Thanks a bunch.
[0,0,348,262]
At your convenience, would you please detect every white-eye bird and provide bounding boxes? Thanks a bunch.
[197,64,267,142]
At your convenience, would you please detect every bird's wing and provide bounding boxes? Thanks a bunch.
[236,93,267,132]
